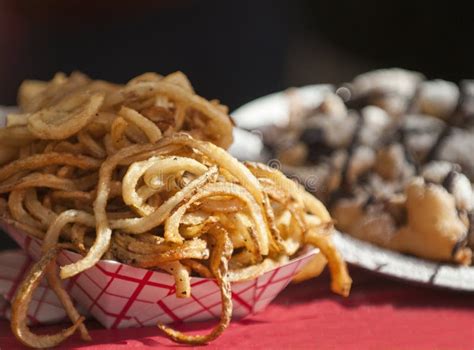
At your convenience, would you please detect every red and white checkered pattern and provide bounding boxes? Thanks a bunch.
[0,222,316,328]
[0,249,89,325]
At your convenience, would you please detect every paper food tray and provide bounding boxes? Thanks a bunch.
[0,221,317,328]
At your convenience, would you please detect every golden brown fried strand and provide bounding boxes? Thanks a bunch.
[182,259,213,278]
[8,190,43,229]
[292,253,327,283]
[44,265,91,342]
[228,257,284,282]
[43,210,95,255]
[27,92,104,140]
[162,71,195,93]
[17,79,48,112]
[0,126,36,147]
[77,130,107,159]
[0,173,77,193]
[51,190,94,203]
[119,106,162,143]
[19,72,91,113]
[160,261,191,298]
[0,146,19,166]
[158,225,233,344]
[11,245,86,348]
[24,189,57,228]
[305,230,352,297]
[245,162,331,222]
[199,197,245,213]
[110,117,130,150]
[0,152,101,183]
[42,211,95,341]
[53,141,86,155]
[111,237,209,268]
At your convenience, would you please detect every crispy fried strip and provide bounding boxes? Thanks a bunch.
[24,189,58,227]
[27,93,104,140]
[43,210,95,249]
[51,190,94,203]
[305,229,352,297]
[227,257,284,282]
[182,259,213,278]
[41,211,95,341]
[77,130,106,158]
[124,124,149,144]
[8,190,43,229]
[174,104,186,130]
[245,161,331,222]
[119,106,162,143]
[21,72,90,113]
[0,173,77,193]
[112,236,209,268]
[181,216,218,239]
[162,71,195,93]
[11,245,86,348]
[104,133,118,155]
[110,116,131,150]
[6,113,30,127]
[0,152,100,183]
[199,197,245,213]
[113,232,207,255]
[53,141,85,155]
[233,212,260,259]
[0,146,19,166]
[143,156,207,189]
[44,264,91,342]
[0,126,36,147]
[292,253,328,283]
[160,261,191,298]
[158,225,232,344]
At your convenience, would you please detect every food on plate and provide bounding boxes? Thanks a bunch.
[0,72,350,347]
[260,68,474,265]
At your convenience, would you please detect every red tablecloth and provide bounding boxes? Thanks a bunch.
[1,268,473,349]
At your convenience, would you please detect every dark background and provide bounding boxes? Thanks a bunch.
[0,0,473,249]
[1,0,473,109]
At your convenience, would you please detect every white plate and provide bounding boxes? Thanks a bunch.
[230,86,474,292]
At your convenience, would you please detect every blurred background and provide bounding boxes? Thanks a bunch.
[1,0,473,110]
[0,0,473,248]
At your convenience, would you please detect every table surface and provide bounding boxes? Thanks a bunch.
[1,267,473,350]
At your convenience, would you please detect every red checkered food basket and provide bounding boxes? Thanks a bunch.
[0,221,317,328]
